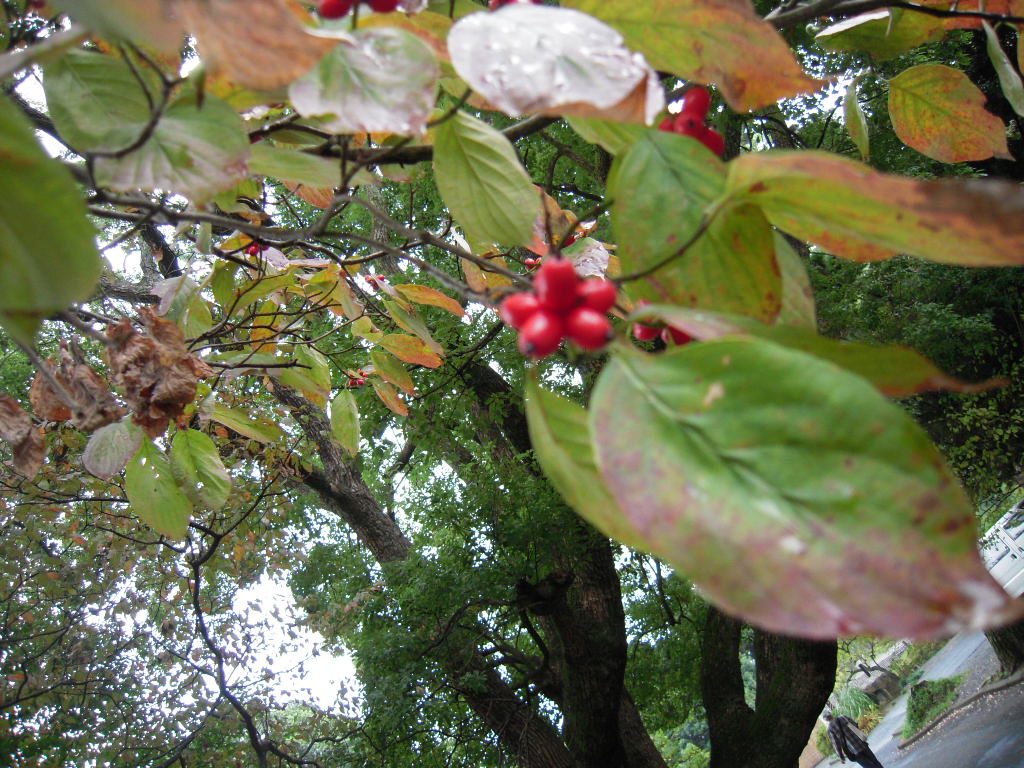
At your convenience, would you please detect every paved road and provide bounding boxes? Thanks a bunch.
[817,551,1024,768]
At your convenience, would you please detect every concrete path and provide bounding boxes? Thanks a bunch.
[815,552,1024,768]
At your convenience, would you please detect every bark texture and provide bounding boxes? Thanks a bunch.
[986,617,1024,675]
[701,606,837,768]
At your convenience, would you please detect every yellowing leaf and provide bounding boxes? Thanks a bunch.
[816,10,946,60]
[372,379,409,416]
[566,0,824,112]
[370,350,416,394]
[844,76,870,162]
[984,22,1024,118]
[727,151,1024,266]
[379,334,443,368]
[206,402,284,443]
[329,390,360,456]
[461,258,488,293]
[888,64,1009,162]
[394,284,464,316]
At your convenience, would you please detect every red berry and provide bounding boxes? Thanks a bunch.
[566,307,613,350]
[518,310,565,359]
[319,0,353,17]
[661,326,694,346]
[499,292,541,330]
[577,279,617,314]
[245,243,261,256]
[658,116,675,132]
[561,233,577,248]
[524,257,540,270]
[356,378,366,386]
[673,113,704,137]
[699,127,725,157]
[368,0,400,11]
[681,86,711,118]
[632,324,660,342]
[534,258,579,313]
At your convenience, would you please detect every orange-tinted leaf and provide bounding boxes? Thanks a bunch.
[379,334,443,368]
[888,64,1009,162]
[462,258,487,293]
[394,284,464,316]
[816,10,946,60]
[30,363,72,422]
[284,181,334,208]
[727,151,1024,266]
[179,0,336,91]
[372,379,409,416]
[566,0,824,112]
[919,0,1024,29]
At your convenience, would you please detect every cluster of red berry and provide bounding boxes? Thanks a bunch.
[500,259,618,358]
[319,0,399,19]
[658,87,724,157]
[631,302,694,346]
[346,369,368,388]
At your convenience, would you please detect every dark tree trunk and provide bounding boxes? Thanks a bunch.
[701,606,837,768]
[986,617,1024,675]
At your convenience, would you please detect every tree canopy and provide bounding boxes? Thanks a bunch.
[1,0,1024,765]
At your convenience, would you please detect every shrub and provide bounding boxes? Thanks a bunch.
[902,674,965,739]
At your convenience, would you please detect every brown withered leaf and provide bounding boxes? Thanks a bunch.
[106,311,214,438]
[29,349,125,432]
[179,0,337,91]
[0,395,46,479]
[30,363,73,422]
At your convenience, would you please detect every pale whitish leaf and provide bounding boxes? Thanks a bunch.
[564,238,610,277]
[448,5,663,124]
[329,390,359,456]
[151,277,213,338]
[125,438,192,540]
[0,96,101,341]
[984,22,1024,117]
[433,111,539,247]
[844,76,870,161]
[290,27,439,136]
[45,51,248,201]
[170,429,232,510]
[83,420,143,480]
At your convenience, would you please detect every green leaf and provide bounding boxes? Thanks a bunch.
[125,438,192,540]
[153,277,213,339]
[370,350,415,394]
[44,50,249,201]
[610,133,780,321]
[207,402,284,443]
[525,374,649,550]
[590,339,1017,639]
[289,27,439,136]
[0,97,102,341]
[773,234,817,329]
[565,0,822,112]
[843,76,870,162]
[888,64,1009,163]
[329,390,360,457]
[816,10,945,60]
[249,143,342,188]
[279,346,333,406]
[633,304,997,396]
[726,151,1024,266]
[984,22,1024,118]
[566,116,647,155]
[169,429,232,511]
[233,272,299,315]
[82,420,143,480]
[432,111,539,247]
